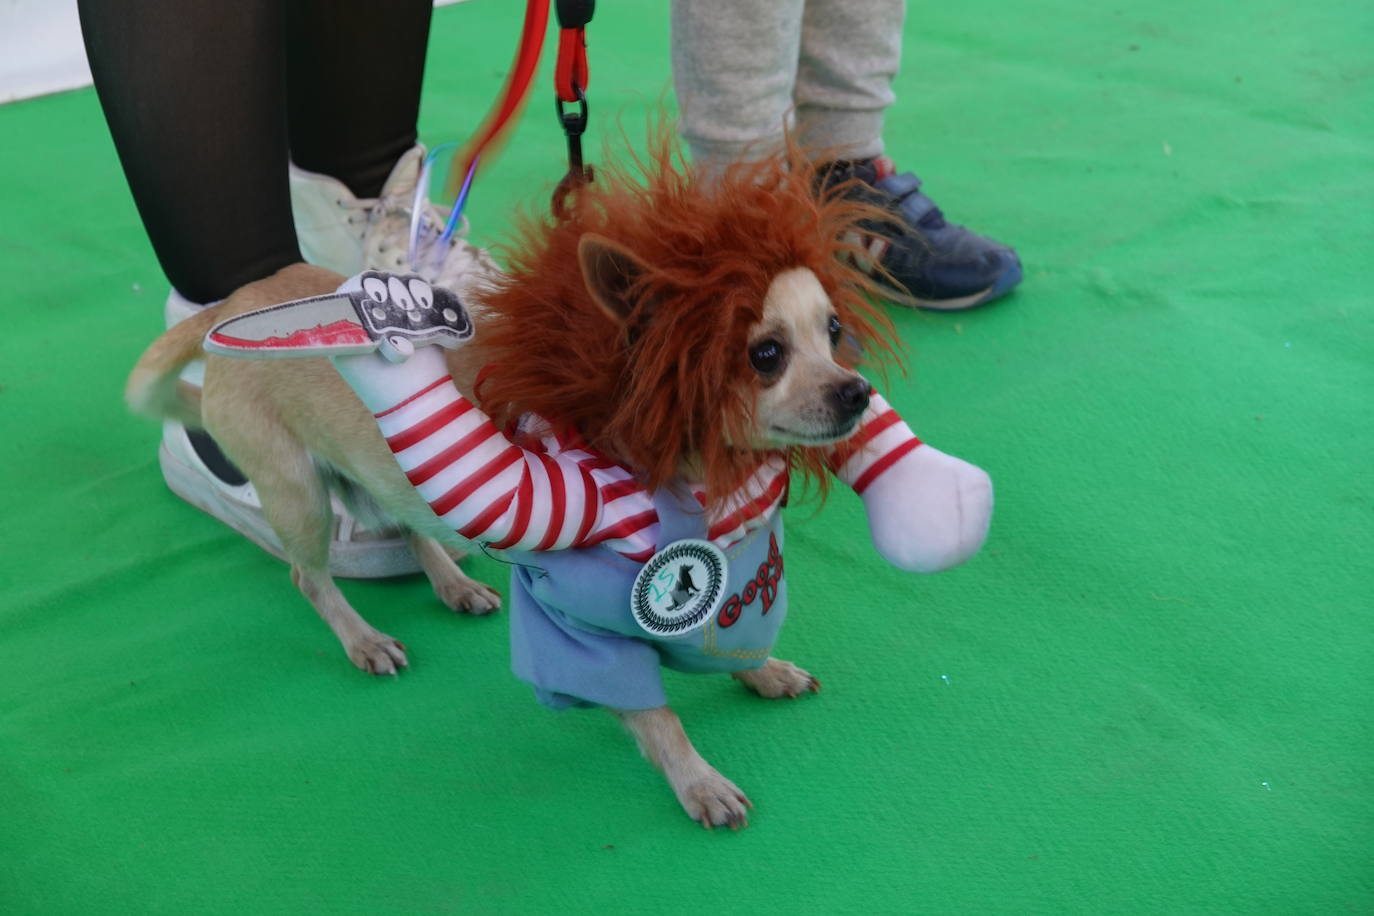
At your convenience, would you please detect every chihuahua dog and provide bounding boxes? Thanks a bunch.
[127,138,990,827]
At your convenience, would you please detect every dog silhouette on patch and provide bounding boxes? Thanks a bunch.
[665,564,701,611]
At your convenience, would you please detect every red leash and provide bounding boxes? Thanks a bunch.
[554,0,594,104]
[552,0,596,216]
[445,0,595,218]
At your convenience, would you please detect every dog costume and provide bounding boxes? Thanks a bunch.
[205,127,999,708]
[329,326,993,710]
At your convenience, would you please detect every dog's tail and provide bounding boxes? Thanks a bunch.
[125,305,222,427]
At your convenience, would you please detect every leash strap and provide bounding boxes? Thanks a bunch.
[443,0,551,225]
[444,0,596,226]
[551,0,596,218]
[554,0,594,103]
[470,0,549,166]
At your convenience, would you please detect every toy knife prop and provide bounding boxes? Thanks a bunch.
[203,271,473,363]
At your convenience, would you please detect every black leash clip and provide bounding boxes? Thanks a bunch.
[553,86,594,219]
[556,0,595,29]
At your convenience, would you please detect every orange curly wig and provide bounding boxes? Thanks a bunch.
[471,131,903,507]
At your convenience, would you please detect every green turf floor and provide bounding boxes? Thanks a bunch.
[1,1,1371,912]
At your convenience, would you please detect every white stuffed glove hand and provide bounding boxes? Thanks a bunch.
[830,392,993,573]
[855,443,992,573]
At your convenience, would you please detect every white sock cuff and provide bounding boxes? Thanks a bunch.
[330,346,452,417]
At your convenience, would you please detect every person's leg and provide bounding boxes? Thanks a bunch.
[669,0,805,176]
[77,0,301,305]
[793,0,903,162]
[283,0,495,295]
[79,0,423,577]
[284,0,433,200]
[793,0,1022,310]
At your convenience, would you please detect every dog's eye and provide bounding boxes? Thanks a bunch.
[749,339,785,374]
[828,315,842,348]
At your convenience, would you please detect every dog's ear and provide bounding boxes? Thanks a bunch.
[578,233,654,327]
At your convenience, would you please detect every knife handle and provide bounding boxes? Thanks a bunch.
[355,272,475,363]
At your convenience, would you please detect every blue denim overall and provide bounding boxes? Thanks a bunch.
[503,485,788,710]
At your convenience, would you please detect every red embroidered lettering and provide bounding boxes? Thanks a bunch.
[715,533,784,625]
[718,596,742,628]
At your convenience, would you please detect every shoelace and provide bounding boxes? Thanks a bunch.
[336,196,373,228]
[352,146,499,282]
[392,195,474,275]
[359,191,497,284]
[405,145,479,277]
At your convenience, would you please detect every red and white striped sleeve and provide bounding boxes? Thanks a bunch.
[827,391,925,495]
[704,457,790,549]
[367,372,648,552]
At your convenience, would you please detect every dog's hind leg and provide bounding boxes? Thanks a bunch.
[613,706,753,829]
[267,460,409,674]
[210,414,409,674]
[407,534,502,615]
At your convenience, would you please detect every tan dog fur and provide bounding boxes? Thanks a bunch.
[128,263,500,675]
[127,255,868,828]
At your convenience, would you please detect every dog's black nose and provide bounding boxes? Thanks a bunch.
[828,378,871,418]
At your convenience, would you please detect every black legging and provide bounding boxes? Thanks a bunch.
[78,0,433,304]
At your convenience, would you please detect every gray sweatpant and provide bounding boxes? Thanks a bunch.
[671,0,905,171]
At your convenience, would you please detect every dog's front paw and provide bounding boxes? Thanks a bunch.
[732,657,820,699]
[435,576,502,615]
[344,628,409,675]
[675,769,753,830]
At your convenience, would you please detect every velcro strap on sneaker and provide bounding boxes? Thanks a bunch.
[875,172,923,198]
[889,189,939,226]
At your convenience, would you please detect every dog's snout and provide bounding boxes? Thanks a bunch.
[828,378,871,418]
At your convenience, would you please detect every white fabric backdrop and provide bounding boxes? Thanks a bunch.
[0,0,470,104]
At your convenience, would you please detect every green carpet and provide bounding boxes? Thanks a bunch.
[1,1,1370,912]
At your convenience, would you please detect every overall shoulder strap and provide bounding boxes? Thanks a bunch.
[650,484,708,547]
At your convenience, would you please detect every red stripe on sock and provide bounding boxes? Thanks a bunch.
[374,376,452,418]
[572,470,599,546]
[827,409,901,470]
[600,477,644,503]
[386,399,474,453]
[403,419,500,486]
[459,490,518,542]
[851,438,923,495]
[595,510,659,545]
[534,455,567,551]
[430,446,522,517]
[488,468,535,550]
[708,470,787,541]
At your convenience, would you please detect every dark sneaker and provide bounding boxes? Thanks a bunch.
[821,157,1022,311]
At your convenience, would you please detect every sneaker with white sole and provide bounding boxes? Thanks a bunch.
[289,144,502,300]
[159,289,422,578]
[820,156,1022,311]
[149,145,499,578]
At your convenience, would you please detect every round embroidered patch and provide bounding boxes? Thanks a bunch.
[630,539,729,637]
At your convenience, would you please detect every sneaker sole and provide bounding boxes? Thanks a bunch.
[879,253,1024,312]
[909,258,1024,312]
[159,441,422,579]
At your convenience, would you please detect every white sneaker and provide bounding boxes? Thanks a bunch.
[289,144,502,299]
[158,289,421,578]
